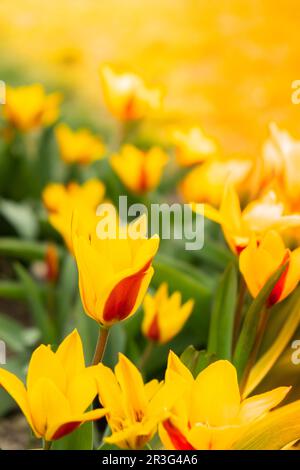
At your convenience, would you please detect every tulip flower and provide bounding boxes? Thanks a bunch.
[159,352,290,450]
[0,330,106,444]
[55,123,105,165]
[142,283,194,343]
[100,65,162,121]
[43,179,105,253]
[263,123,300,210]
[111,145,168,194]
[181,158,252,207]
[73,213,159,327]
[197,185,300,254]
[171,126,217,167]
[239,230,300,306]
[96,353,185,449]
[4,84,61,132]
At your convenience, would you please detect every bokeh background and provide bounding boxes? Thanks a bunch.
[1,0,299,153]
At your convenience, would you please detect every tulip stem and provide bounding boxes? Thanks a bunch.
[139,341,154,370]
[92,327,110,365]
[43,440,52,451]
[240,306,270,394]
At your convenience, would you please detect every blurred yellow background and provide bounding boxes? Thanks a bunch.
[0,0,299,154]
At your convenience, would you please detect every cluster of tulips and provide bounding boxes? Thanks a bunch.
[1,64,300,451]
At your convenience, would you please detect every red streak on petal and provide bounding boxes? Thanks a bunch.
[147,313,160,341]
[236,245,246,255]
[103,260,152,322]
[268,251,290,307]
[163,419,195,450]
[52,421,81,440]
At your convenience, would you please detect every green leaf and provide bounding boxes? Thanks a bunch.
[207,263,237,360]
[14,263,55,344]
[0,199,38,239]
[193,350,217,376]
[0,312,27,353]
[243,286,300,397]
[52,421,93,450]
[233,263,286,382]
[180,346,217,377]
[0,238,56,261]
[233,400,300,450]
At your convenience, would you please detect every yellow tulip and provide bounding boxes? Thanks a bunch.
[159,352,290,450]
[239,230,300,306]
[73,214,159,326]
[171,126,217,167]
[0,330,106,442]
[55,123,105,165]
[111,144,168,194]
[263,123,300,210]
[4,84,61,132]
[43,179,105,253]
[142,283,194,344]
[96,353,184,449]
[180,158,252,207]
[197,185,300,254]
[100,64,162,121]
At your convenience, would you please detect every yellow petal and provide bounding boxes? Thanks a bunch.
[56,329,85,381]
[166,351,194,383]
[239,387,290,424]
[114,353,147,422]
[27,344,67,394]
[50,407,107,441]
[28,377,71,440]
[96,363,124,416]
[0,368,35,434]
[191,360,240,427]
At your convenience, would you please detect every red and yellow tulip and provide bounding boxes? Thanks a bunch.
[100,65,162,121]
[55,123,105,164]
[142,283,194,344]
[171,126,217,167]
[73,214,159,327]
[198,185,300,254]
[43,179,105,253]
[96,353,184,449]
[111,144,168,194]
[181,158,252,207]
[0,330,106,443]
[159,352,290,450]
[239,230,300,306]
[4,84,61,132]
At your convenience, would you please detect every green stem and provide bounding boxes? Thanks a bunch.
[92,327,110,365]
[139,341,154,370]
[43,440,52,450]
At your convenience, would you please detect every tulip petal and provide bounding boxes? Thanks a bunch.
[239,387,290,423]
[28,377,71,440]
[166,351,194,383]
[51,408,107,441]
[101,264,154,324]
[0,368,35,434]
[27,344,66,393]
[115,353,147,423]
[56,329,86,379]
[187,423,242,450]
[96,363,124,416]
[191,360,240,427]
[67,368,98,414]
